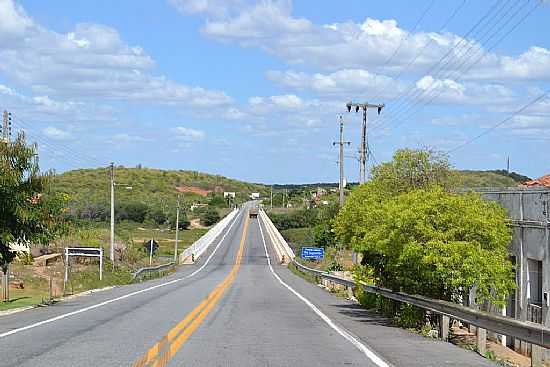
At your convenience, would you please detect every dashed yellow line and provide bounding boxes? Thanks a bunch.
[132,214,250,367]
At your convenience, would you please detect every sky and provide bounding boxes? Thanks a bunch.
[0,0,549,184]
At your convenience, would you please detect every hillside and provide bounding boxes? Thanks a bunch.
[454,170,530,188]
[52,167,267,220]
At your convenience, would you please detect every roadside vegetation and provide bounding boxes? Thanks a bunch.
[269,148,516,336]
[0,134,244,311]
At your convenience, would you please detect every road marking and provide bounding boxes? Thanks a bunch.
[133,214,250,367]
[0,210,242,339]
[258,220,392,367]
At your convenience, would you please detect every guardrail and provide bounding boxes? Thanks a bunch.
[179,208,239,264]
[292,260,550,350]
[132,262,175,281]
[258,209,295,263]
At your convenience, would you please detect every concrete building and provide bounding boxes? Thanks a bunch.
[479,187,550,354]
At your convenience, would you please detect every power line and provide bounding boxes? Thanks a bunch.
[10,113,108,170]
[371,0,438,99]
[446,91,549,153]
[371,0,539,133]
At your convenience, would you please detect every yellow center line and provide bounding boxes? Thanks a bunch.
[132,214,250,367]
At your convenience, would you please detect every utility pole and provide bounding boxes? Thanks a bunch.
[333,115,351,208]
[282,190,285,209]
[346,102,384,184]
[270,186,273,210]
[174,195,180,263]
[1,110,11,143]
[506,156,510,174]
[108,163,132,267]
[110,163,115,264]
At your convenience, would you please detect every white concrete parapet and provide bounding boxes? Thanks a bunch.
[258,208,295,264]
[179,208,239,264]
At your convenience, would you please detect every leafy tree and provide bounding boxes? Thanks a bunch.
[200,208,220,226]
[117,201,149,222]
[208,195,226,208]
[370,148,452,194]
[146,207,168,225]
[0,133,68,273]
[168,211,190,230]
[334,148,515,305]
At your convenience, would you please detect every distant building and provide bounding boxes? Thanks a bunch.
[522,174,550,188]
[250,192,260,199]
[190,203,208,211]
[224,192,236,198]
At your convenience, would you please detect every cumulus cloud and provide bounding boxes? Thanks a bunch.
[173,126,206,141]
[171,0,550,81]
[43,126,71,140]
[0,0,232,108]
[266,69,406,99]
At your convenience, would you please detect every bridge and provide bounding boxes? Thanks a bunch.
[0,204,511,366]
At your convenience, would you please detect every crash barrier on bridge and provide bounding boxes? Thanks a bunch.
[258,209,295,264]
[292,260,550,361]
[132,262,175,281]
[179,208,239,264]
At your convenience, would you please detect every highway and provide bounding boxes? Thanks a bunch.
[0,206,496,366]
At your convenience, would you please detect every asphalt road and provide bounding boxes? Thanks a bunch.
[0,206,495,366]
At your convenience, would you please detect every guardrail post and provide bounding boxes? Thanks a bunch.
[532,345,543,367]
[476,327,487,356]
[439,314,450,341]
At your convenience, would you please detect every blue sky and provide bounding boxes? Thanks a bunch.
[1,0,549,184]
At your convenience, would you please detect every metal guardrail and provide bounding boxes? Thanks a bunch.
[292,260,550,348]
[132,262,175,280]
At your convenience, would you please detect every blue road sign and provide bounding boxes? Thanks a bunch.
[301,247,324,260]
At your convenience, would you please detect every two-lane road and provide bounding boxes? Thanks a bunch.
[0,206,495,366]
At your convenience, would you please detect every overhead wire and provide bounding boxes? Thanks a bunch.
[370,0,539,133]
[10,113,109,171]
[446,91,549,153]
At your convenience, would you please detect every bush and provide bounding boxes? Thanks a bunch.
[146,208,168,225]
[200,208,220,226]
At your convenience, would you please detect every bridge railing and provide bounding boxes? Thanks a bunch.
[292,260,550,351]
[258,208,295,263]
[132,262,175,281]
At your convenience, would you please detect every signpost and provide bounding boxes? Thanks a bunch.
[300,247,324,260]
[63,247,103,294]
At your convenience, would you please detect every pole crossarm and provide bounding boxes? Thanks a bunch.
[345,101,384,184]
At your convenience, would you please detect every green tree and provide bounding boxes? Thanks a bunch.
[200,208,220,226]
[370,148,452,194]
[334,148,515,305]
[0,133,67,273]
[146,207,168,225]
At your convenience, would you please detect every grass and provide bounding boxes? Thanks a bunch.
[280,227,315,255]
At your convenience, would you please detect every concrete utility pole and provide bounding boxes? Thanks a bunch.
[333,115,350,208]
[110,163,115,263]
[346,102,384,184]
[109,163,132,265]
[270,186,273,210]
[1,110,11,143]
[174,195,180,263]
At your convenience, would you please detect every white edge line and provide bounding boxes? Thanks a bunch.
[257,217,391,367]
[0,209,242,339]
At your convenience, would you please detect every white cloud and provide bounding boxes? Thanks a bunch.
[173,126,205,141]
[0,0,232,108]
[172,1,550,81]
[111,133,152,144]
[266,69,406,99]
[43,126,71,140]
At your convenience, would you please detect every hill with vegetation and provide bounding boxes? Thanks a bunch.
[52,167,267,222]
[453,170,530,188]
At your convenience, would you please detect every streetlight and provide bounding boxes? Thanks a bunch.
[109,162,133,265]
